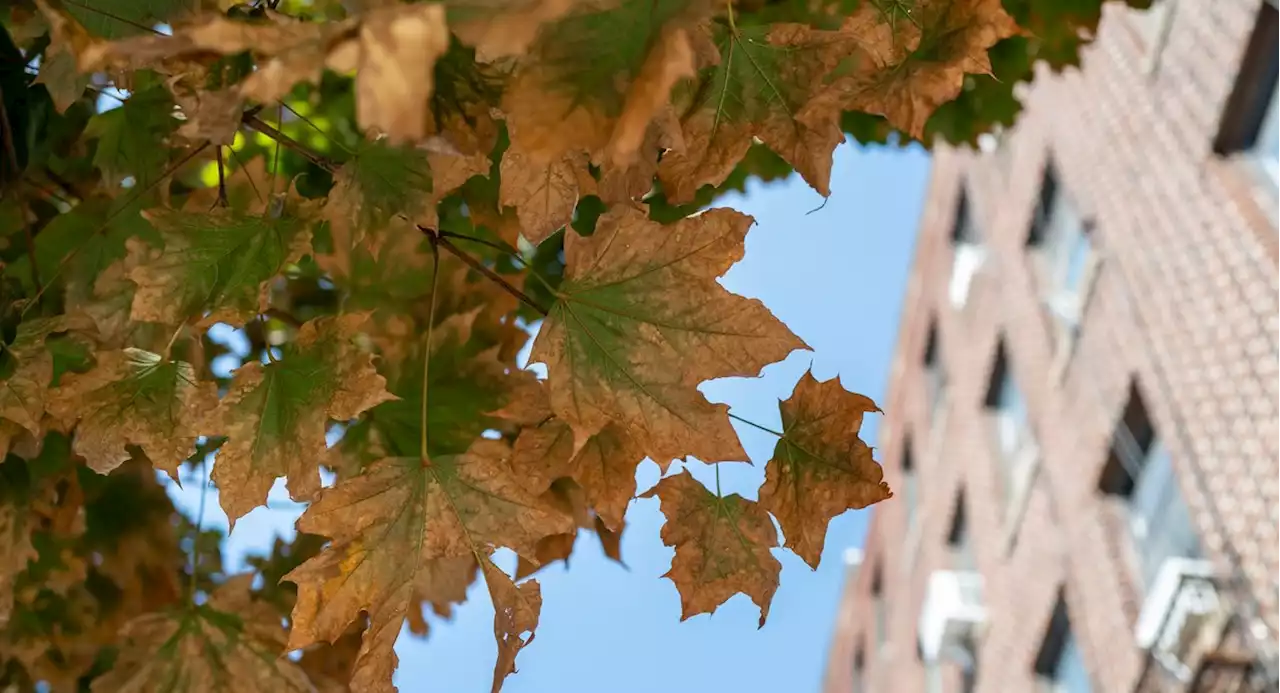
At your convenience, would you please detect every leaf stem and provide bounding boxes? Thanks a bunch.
[279,101,356,155]
[189,454,209,603]
[420,233,442,464]
[727,411,785,439]
[438,229,559,296]
[427,229,549,316]
[214,146,228,208]
[243,115,336,172]
[268,103,283,198]
[163,323,185,358]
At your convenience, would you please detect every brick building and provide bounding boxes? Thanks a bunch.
[822,1,1279,692]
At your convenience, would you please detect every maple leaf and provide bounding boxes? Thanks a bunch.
[336,4,451,144]
[65,0,197,39]
[448,0,581,61]
[0,504,38,629]
[500,0,702,168]
[498,378,645,530]
[127,207,312,327]
[529,205,807,465]
[33,33,88,113]
[324,140,433,248]
[283,438,572,692]
[642,469,780,626]
[83,84,179,190]
[342,311,510,462]
[800,0,1022,139]
[0,316,74,441]
[484,558,542,693]
[498,146,592,246]
[89,574,314,693]
[656,20,854,204]
[758,369,892,569]
[210,313,396,525]
[45,348,217,477]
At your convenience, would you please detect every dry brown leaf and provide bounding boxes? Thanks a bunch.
[451,0,582,61]
[499,146,587,246]
[483,558,542,693]
[170,78,244,145]
[799,0,1021,139]
[46,349,217,477]
[529,205,808,465]
[344,4,450,144]
[211,313,396,525]
[89,575,314,693]
[0,505,38,629]
[642,469,780,626]
[758,370,892,568]
[283,439,572,692]
[0,317,69,440]
[656,21,852,203]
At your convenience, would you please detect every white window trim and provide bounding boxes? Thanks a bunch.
[1138,0,1179,76]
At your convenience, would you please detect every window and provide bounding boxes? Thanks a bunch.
[949,189,986,307]
[870,566,887,653]
[1098,382,1202,592]
[983,344,1039,505]
[1027,165,1092,334]
[1034,595,1093,693]
[1213,1,1278,188]
[946,489,975,572]
[902,437,918,532]
[923,323,946,423]
[852,645,866,693]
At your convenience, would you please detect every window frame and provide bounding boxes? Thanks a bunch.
[1097,382,1203,594]
[1033,595,1093,693]
[1027,165,1094,336]
[923,322,947,424]
[983,344,1040,509]
[948,188,986,308]
[1212,0,1279,194]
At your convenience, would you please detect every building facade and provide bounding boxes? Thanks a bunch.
[823,1,1279,692]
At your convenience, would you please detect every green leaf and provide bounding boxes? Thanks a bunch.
[210,314,396,526]
[344,312,509,464]
[325,139,433,241]
[529,205,808,466]
[128,208,312,327]
[66,0,197,39]
[84,85,178,189]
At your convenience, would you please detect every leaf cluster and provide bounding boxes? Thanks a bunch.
[0,0,1132,690]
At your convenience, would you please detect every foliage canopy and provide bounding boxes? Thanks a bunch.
[0,0,1143,690]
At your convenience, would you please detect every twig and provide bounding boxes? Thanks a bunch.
[279,101,355,155]
[243,115,336,171]
[427,229,549,316]
[439,229,559,296]
[214,146,228,208]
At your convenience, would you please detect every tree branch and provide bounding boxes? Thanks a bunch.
[423,228,549,316]
[242,114,337,172]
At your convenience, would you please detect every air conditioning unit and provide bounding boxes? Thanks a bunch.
[918,571,986,662]
[1133,557,1223,681]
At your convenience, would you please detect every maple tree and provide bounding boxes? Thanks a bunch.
[0,0,1145,690]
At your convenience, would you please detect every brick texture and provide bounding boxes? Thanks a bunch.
[821,2,1279,692]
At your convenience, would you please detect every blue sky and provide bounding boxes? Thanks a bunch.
[167,139,931,693]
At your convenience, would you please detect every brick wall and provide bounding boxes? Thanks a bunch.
[822,1,1279,691]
